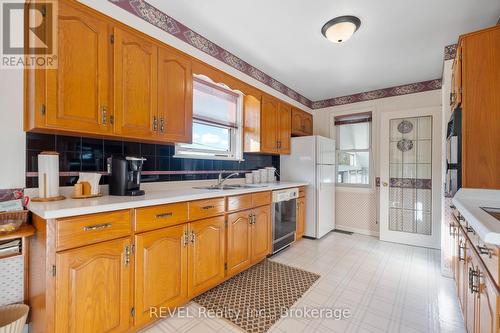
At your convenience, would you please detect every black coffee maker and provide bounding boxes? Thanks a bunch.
[108,156,146,196]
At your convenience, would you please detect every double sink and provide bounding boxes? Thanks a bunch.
[194,184,269,191]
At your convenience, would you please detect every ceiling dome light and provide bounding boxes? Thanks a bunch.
[321,16,361,44]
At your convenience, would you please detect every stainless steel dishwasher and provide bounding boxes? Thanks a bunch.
[271,188,298,254]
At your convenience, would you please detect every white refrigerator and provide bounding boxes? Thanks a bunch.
[280,136,336,239]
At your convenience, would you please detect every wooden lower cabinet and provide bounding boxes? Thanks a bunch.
[134,224,188,326]
[296,196,306,240]
[55,237,132,333]
[226,205,271,276]
[456,227,467,311]
[226,210,252,276]
[465,247,477,333]
[251,205,271,263]
[449,214,500,333]
[187,216,226,297]
[477,266,499,333]
[31,191,280,332]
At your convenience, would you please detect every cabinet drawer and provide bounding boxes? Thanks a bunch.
[299,187,305,198]
[189,198,225,221]
[227,194,253,212]
[252,191,271,207]
[56,210,131,251]
[135,202,188,233]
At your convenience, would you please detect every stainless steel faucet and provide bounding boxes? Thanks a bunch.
[217,171,239,187]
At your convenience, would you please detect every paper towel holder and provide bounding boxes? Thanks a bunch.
[32,151,66,202]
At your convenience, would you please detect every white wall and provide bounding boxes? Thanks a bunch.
[313,90,442,235]
[0,68,25,189]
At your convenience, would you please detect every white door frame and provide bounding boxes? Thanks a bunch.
[379,106,442,249]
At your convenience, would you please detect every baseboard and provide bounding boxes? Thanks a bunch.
[334,225,380,237]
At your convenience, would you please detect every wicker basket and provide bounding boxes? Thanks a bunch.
[0,304,29,333]
[0,211,29,233]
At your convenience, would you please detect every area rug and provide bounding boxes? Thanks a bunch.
[194,260,320,333]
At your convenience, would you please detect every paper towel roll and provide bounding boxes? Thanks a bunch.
[38,152,60,198]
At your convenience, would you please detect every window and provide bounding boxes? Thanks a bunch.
[335,112,372,186]
[175,76,243,160]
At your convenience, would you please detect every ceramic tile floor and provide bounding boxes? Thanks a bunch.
[143,232,465,333]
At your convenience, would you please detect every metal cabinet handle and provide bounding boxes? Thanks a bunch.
[202,205,215,210]
[83,223,112,232]
[123,245,130,266]
[153,116,158,131]
[468,267,479,294]
[249,213,254,225]
[156,212,173,219]
[458,241,465,261]
[183,231,189,247]
[190,231,196,244]
[160,117,165,133]
[478,245,492,258]
[101,106,107,125]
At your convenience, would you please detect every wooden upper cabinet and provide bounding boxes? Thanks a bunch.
[45,1,111,135]
[291,107,313,136]
[55,237,132,333]
[226,210,252,276]
[187,216,225,297]
[113,27,158,139]
[260,95,279,153]
[460,26,500,189]
[277,103,291,154]
[246,94,292,155]
[158,47,193,144]
[243,94,262,153]
[134,225,188,326]
[291,108,304,135]
[251,205,271,262]
[303,113,313,135]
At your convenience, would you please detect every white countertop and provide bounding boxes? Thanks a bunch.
[453,188,500,245]
[27,180,308,219]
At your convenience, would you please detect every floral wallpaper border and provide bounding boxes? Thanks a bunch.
[108,0,446,110]
[444,44,458,61]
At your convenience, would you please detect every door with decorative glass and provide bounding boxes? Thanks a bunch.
[379,108,442,249]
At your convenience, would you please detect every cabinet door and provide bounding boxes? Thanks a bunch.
[158,47,193,143]
[451,221,458,281]
[46,2,111,134]
[477,266,498,333]
[296,197,306,240]
[188,216,225,297]
[260,95,278,153]
[291,108,304,136]
[251,205,271,263]
[303,112,313,135]
[457,228,466,311]
[277,103,292,154]
[226,210,252,276]
[114,28,158,139]
[465,246,476,333]
[135,225,188,326]
[55,237,132,333]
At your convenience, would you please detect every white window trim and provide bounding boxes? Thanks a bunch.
[335,116,373,189]
[174,76,244,161]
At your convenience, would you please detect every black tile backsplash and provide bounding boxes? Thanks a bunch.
[26,133,280,188]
